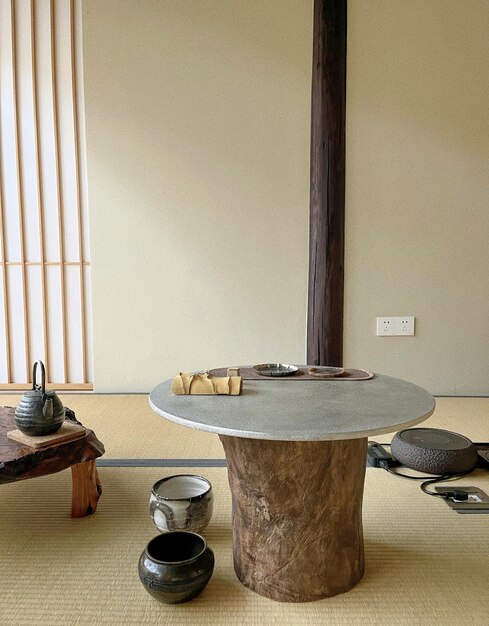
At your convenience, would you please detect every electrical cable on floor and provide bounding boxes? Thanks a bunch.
[383,466,451,481]
[420,473,472,500]
[383,466,473,499]
[370,442,474,500]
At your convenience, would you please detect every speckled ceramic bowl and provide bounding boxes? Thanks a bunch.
[150,474,213,533]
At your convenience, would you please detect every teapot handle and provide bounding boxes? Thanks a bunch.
[32,361,46,394]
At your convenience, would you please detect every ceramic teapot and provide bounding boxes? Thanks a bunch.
[14,361,65,436]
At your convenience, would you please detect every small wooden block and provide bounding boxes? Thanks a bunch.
[7,421,87,448]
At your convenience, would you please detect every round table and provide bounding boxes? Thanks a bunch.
[149,371,435,602]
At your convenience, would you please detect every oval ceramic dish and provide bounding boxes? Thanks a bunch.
[308,366,345,378]
[252,363,299,377]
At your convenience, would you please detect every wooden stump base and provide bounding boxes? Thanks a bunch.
[71,460,102,517]
[220,435,367,602]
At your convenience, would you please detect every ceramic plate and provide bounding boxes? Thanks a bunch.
[253,363,299,377]
[308,366,345,378]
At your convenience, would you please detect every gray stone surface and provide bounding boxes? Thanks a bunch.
[149,373,435,441]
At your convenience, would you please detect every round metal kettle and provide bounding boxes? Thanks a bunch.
[15,361,65,436]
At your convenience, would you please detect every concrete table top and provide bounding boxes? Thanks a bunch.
[149,371,435,441]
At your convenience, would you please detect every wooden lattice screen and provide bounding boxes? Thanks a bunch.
[0,0,92,390]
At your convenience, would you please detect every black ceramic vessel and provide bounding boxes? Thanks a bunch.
[138,531,214,604]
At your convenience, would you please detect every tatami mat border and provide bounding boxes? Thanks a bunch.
[96,458,227,467]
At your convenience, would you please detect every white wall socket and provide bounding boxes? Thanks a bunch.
[376,316,415,336]
[396,316,415,335]
[376,317,396,336]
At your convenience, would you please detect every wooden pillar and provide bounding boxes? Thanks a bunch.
[307,0,347,367]
[220,435,367,602]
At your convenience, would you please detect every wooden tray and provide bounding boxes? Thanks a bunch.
[209,367,374,381]
[7,421,87,449]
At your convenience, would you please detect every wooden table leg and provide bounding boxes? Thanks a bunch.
[219,435,368,602]
[70,460,102,517]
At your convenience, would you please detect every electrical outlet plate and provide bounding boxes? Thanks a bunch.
[396,316,415,335]
[434,486,489,514]
[376,316,415,336]
[376,317,396,336]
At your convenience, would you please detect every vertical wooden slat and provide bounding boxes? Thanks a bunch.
[10,0,31,380]
[0,1,12,383]
[70,0,87,384]
[307,0,347,367]
[0,152,11,383]
[50,0,69,383]
[30,0,50,376]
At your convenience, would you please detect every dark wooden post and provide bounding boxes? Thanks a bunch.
[307,0,347,367]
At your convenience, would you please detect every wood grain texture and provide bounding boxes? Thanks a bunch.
[0,406,104,484]
[307,0,347,367]
[220,435,367,602]
[71,459,102,517]
[7,421,86,448]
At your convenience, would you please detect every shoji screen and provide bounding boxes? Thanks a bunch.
[0,0,92,390]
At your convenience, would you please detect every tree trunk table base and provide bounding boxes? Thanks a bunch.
[220,435,367,602]
[1,406,105,518]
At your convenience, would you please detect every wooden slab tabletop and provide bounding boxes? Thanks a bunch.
[0,406,105,484]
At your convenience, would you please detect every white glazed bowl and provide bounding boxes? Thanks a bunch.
[150,474,213,533]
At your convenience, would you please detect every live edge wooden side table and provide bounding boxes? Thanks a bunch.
[149,370,435,603]
[0,406,105,517]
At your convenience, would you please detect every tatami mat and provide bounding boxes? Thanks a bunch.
[383,396,489,443]
[1,465,488,625]
[1,393,488,624]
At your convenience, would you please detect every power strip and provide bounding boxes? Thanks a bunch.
[367,442,396,468]
[477,448,489,466]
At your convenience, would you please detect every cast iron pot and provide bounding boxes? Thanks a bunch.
[14,361,65,436]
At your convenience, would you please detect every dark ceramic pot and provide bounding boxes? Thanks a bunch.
[138,531,214,604]
[14,361,65,436]
[391,428,479,474]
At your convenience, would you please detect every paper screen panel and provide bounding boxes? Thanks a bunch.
[0,0,91,388]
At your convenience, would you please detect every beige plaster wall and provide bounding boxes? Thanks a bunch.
[82,1,312,391]
[344,0,489,395]
[83,1,489,395]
